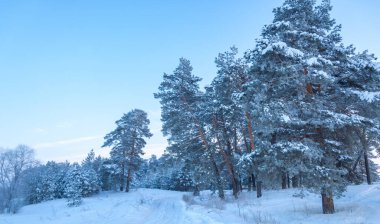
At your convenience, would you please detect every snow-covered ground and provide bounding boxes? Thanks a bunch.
[1,183,379,224]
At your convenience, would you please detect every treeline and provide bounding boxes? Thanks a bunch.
[0,146,102,212]
[0,109,155,213]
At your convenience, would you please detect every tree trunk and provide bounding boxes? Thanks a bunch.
[219,148,239,198]
[363,150,372,185]
[125,168,131,192]
[120,163,125,191]
[292,176,299,188]
[351,151,362,172]
[362,139,372,185]
[248,176,252,191]
[195,120,225,199]
[245,111,255,151]
[252,174,256,190]
[193,185,200,196]
[214,117,240,198]
[281,172,287,189]
[357,128,372,185]
[211,158,225,199]
[242,127,251,153]
[113,175,117,191]
[306,83,313,94]
[321,190,334,214]
[256,181,262,198]
[233,128,241,154]
[287,172,290,188]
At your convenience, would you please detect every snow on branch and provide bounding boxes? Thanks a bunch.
[262,41,304,58]
[351,90,380,103]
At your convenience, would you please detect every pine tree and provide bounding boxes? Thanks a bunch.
[80,166,101,197]
[33,161,70,202]
[339,51,380,184]
[154,58,225,199]
[206,47,257,197]
[64,164,83,207]
[100,158,119,191]
[243,0,376,213]
[82,149,96,169]
[103,109,152,192]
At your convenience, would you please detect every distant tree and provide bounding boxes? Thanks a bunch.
[81,149,102,194]
[0,145,37,213]
[80,166,101,197]
[103,109,152,192]
[82,149,96,168]
[99,158,118,191]
[64,163,83,207]
[25,161,70,204]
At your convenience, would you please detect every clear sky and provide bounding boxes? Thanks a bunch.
[0,0,379,163]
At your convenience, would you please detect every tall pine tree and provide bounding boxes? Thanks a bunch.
[244,0,378,213]
[103,109,152,192]
[154,58,225,199]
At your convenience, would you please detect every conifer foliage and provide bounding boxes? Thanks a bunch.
[103,109,152,192]
[242,0,380,213]
[64,164,83,207]
[154,0,379,214]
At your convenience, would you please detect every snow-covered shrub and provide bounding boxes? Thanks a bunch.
[64,164,83,207]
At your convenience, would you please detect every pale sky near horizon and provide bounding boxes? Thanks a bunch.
[1,0,379,163]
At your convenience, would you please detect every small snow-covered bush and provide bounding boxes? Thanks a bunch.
[251,211,279,224]
[182,194,195,205]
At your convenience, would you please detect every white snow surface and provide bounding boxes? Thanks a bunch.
[1,184,380,224]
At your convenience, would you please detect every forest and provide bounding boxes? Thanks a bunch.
[1,0,379,217]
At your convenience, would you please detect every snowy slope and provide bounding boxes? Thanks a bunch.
[1,184,379,224]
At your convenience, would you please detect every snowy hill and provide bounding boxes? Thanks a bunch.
[1,184,379,224]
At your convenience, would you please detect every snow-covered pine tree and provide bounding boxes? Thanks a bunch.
[82,149,95,169]
[206,47,257,197]
[81,149,102,195]
[99,158,119,191]
[150,153,176,190]
[64,163,83,207]
[204,86,241,197]
[37,161,69,202]
[103,109,152,192]
[105,126,127,191]
[154,58,225,199]
[339,51,380,184]
[244,0,374,214]
[80,166,101,197]
[23,165,44,204]
[132,158,149,188]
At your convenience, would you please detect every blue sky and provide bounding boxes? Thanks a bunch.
[0,0,379,162]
